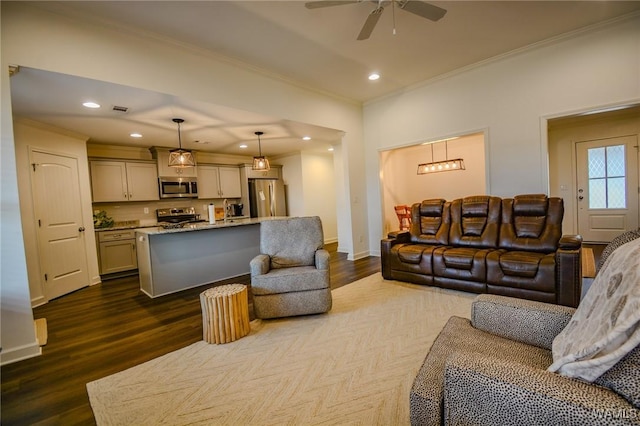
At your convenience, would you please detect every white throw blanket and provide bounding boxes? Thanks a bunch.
[548,237,640,381]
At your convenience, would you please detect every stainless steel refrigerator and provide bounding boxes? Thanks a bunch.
[248,178,286,218]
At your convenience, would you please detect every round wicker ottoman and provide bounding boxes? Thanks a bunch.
[200,284,250,344]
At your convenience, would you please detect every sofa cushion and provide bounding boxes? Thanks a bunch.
[595,345,640,408]
[496,251,545,278]
[398,244,426,264]
[433,247,489,282]
[499,195,563,253]
[449,196,501,249]
[389,244,437,275]
[410,199,450,246]
[410,316,552,426]
[597,228,640,272]
[549,237,640,382]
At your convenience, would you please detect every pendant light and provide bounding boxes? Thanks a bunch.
[252,131,270,171]
[417,140,465,175]
[168,118,196,168]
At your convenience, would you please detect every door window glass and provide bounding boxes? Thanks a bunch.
[588,145,626,209]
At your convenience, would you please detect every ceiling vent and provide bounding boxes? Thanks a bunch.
[112,105,129,113]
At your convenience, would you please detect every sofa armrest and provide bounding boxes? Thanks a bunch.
[381,231,410,280]
[556,234,582,308]
[444,352,636,426]
[387,230,410,240]
[471,295,575,350]
[250,254,270,277]
[559,234,582,250]
[315,249,330,270]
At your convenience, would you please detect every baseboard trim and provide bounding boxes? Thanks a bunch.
[348,250,370,261]
[0,341,41,366]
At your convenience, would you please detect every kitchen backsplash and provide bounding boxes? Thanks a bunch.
[93,197,242,226]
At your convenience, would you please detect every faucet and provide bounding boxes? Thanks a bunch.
[223,199,228,222]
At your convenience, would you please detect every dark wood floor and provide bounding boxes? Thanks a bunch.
[1,243,380,426]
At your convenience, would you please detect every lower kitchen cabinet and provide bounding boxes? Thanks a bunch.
[97,229,138,276]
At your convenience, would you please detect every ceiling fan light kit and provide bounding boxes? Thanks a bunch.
[305,0,447,40]
[169,118,196,168]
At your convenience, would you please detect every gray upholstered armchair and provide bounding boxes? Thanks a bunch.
[250,216,332,319]
[411,294,640,425]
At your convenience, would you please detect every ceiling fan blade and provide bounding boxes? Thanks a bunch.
[357,7,383,40]
[305,1,360,9]
[398,0,447,22]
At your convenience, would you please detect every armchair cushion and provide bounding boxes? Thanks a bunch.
[471,294,575,350]
[444,352,634,425]
[260,216,324,269]
[251,265,329,296]
[549,237,640,382]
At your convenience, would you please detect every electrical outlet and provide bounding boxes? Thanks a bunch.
[143,207,149,214]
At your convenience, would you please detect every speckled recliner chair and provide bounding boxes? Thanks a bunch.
[250,216,332,319]
[410,292,640,425]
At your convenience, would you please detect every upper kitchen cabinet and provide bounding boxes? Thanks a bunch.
[151,148,198,178]
[90,161,159,202]
[245,166,281,179]
[198,165,242,199]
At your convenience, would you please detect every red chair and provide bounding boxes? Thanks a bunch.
[394,205,412,231]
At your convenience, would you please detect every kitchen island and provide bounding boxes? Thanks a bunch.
[136,218,282,298]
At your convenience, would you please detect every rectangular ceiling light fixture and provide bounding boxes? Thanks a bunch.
[417,140,465,175]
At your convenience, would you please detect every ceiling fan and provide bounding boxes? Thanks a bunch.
[305,0,447,40]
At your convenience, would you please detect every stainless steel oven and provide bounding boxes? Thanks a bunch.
[158,177,198,198]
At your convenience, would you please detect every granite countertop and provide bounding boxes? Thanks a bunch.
[95,220,159,232]
[136,216,287,235]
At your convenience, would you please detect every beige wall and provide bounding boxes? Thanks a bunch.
[365,15,640,252]
[379,133,486,234]
[14,120,100,306]
[280,152,338,244]
[548,109,640,235]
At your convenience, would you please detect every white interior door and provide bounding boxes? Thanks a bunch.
[576,135,639,242]
[31,150,89,300]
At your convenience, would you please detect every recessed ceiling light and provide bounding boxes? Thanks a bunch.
[302,136,311,141]
[82,101,101,108]
[368,73,380,81]
[130,133,142,138]
[239,144,248,149]
[328,147,334,152]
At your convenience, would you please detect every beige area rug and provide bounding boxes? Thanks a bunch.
[87,273,475,425]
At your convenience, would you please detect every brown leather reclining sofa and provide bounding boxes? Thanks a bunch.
[381,194,582,307]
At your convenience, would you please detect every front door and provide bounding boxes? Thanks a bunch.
[576,135,639,242]
[31,150,89,300]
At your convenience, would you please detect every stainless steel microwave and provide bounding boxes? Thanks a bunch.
[158,177,198,198]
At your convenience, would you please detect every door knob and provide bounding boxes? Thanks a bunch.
[79,226,86,232]
[578,196,584,200]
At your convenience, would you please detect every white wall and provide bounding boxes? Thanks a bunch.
[0,2,365,362]
[1,46,40,363]
[281,152,338,243]
[364,15,640,253]
[379,133,485,235]
[14,120,101,307]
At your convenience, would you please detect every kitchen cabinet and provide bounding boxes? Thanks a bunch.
[97,229,138,275]
[198,165,242,198]
[153,149,198,178]
[245,165,281,179]
[90,161,159,202]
